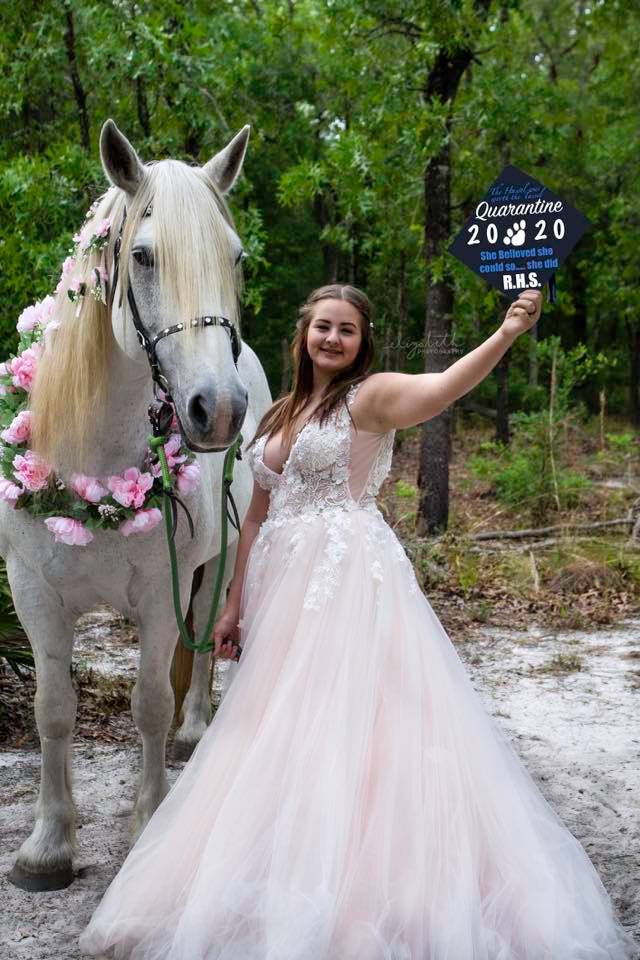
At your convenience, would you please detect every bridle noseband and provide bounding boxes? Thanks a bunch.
[109,205,242,400]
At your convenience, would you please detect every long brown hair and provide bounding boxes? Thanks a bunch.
[248,283,376,453]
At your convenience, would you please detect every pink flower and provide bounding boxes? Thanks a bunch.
[55,258,77,295]
[62,256,77,276]
[1,410,32,445]
[151,434,187,477]
[70,473,108,503]
[44,517,94,546]
[95,218,111,238]
[68,277,84,294]
[13,450,51,492]
[0,478,23,505]
[56,262,73,294]
[43,319,61,347]
[107,467,154,509]
[37,295,57,327]
[9,345,41,392]
[16,305,40,333]
[73,223,93,249]
[120,507,162,537]
[176,462,200,495]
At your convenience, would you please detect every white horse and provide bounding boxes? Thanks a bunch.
[0,119,272,891]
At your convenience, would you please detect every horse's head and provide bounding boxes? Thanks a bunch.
[100,119,250,452]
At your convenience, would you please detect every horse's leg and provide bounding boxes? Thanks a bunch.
[130,597,188,841]
[5,557,77,891]
[173,540,238,760]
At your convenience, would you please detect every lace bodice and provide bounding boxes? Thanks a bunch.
[241,381,420,613]
[246,382,394,523]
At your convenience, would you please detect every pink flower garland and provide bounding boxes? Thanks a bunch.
[0,210,201,546]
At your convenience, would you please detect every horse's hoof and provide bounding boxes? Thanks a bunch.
[8,861,75,891]
[172,737,196,763]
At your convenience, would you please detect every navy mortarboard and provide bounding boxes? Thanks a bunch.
[448,165,591,303]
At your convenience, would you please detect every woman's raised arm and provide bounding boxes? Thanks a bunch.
[365,290,543,432]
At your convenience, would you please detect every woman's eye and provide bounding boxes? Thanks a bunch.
[133,248,154,268]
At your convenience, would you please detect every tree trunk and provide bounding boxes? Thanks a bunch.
[528,323,538,387]
[313,193,338,283]
[417,38,487,535]
[63,7,90,152]
[394,250,407,373]
[136,75,151,138]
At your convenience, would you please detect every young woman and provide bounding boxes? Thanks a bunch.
[80,284,636,959]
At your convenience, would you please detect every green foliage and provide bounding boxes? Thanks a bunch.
[395,479,418,499]
[0,0,637,416]
[470,407,592,523]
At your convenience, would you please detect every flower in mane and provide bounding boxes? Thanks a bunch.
[73,216,112,257]
[0,204,201,545]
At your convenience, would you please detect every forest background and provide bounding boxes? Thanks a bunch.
[0,0,637,540]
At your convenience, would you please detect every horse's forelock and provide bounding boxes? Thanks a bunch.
[119,160,242,343]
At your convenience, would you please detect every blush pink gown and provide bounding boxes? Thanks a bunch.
[79,380,637,959]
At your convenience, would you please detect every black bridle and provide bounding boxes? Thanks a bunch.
[109,205,242,401]
[107,204,244,550]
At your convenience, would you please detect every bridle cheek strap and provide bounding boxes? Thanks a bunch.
[110,206,242,400]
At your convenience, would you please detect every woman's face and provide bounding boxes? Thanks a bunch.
[306,298,363,374]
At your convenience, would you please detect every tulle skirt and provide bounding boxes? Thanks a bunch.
[78,506,637,959]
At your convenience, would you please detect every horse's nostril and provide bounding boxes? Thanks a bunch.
[188,393,212,431]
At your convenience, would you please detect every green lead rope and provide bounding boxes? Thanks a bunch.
[149,432,243,654]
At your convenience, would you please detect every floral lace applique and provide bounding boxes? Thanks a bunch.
[245,437,279,493]
[243,382,420,607]
[302,508,355,611]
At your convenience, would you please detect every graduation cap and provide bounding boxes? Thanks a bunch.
[448,165,591,303]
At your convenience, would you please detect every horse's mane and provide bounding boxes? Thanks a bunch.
[30,160,242,472]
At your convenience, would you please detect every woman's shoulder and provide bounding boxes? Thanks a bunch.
[348,375,394,434]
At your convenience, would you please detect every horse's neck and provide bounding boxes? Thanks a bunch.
[64,345,154,479]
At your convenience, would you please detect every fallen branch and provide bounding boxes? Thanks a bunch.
[469,534,629,554]
[472,518,632,541]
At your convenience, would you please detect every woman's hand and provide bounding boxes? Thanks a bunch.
[501,289,543,340]
[212,604,242,661]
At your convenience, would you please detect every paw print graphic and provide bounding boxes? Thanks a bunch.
[503,219,527,246]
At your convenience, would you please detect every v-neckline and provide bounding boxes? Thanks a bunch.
[258,384,360,479]
[260,409,321,478]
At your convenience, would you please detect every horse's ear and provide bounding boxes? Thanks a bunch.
[202,125,250,195]
[100,119,144,195]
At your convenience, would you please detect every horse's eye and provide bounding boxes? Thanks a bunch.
[133,248,154,268]
[235,249,246,266]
